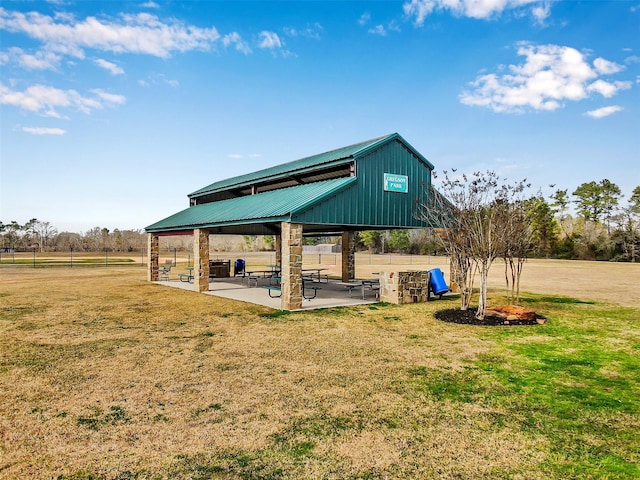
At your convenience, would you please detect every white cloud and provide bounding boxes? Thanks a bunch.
[94,58,124,75]
[283,23,323,40]
[368,25,387,36]
[585,105,623,119]
[0,82,125,117]
[587,79,632,98]
[222,32,252,55]
[593,57,624,74]
[0,8,221,59]
[258,31,282,49]
[358,12,371,26]
[460,43,633,113]
[140,1,159,8]
[22,126,66,135]
[91,88,126,105]
[403,0,549,24]
[1,47,61,70]
[258,31,294,57]
[387,20,402,33]
[531,2,551,24]
[137,73,178,88]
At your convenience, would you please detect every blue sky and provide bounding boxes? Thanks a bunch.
[1,0,639,232]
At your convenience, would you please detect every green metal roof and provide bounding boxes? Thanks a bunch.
[146,177,356,232]
[189,133,405,198]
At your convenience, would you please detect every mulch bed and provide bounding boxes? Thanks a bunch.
[435,307,547,326]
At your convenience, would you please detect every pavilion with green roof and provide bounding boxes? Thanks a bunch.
[146,133,436,309]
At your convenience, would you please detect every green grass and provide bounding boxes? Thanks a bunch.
[473,296,640,478]
[1,267,638,479]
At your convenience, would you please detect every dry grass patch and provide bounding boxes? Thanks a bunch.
[1,266,638,479]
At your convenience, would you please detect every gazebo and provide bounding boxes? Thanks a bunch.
[145,133,435,310]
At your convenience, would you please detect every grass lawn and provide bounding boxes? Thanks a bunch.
[0,266,638,479]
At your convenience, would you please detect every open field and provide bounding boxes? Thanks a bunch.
[5,252,639,307]
[1,260,639,479]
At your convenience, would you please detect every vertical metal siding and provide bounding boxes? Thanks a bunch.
[293,139,431,228]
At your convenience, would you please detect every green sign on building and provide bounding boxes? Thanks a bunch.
[383,173,408,193]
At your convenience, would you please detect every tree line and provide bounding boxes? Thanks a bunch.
[357,178,640,263]
[2,178,638,262]
[0,220,147,252]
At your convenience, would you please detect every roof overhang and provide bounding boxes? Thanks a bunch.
[146,177,357,235]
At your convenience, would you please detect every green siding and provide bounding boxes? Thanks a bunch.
[292,139,431,228]
[146,133,435,234]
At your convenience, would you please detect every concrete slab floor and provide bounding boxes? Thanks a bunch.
[155,275,379,311]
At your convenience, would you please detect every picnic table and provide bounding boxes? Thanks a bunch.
[336,281,365,299]
[243,269,281,287]
[336,279,380,300]
[263,275,320,300]
[302,268,329,283]
[179,267,217,284]
[179,267,194,283]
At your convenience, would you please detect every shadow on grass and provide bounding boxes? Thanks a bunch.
[521,295,596,305]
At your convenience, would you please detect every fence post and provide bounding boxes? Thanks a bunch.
[105,249,108,267]
[33,248,36,268]
[70,246,73,267]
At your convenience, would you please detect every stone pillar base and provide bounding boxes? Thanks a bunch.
[147,233,159,281]
[341,231,355,282]
[194,228,210,292]
[281,222,303,310]
[379,271,431,304]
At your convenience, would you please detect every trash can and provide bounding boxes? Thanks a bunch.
[234,259,245,276]
[428,268,448,295]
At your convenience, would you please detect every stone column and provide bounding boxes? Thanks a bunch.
[379,271,397,303]
[341,231,355,282]
[193,228,210,292]
[147,233,160,281]
[275,234,282,268]
[379,271,430,304]
[281,222,303,310]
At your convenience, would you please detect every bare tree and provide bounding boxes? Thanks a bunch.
[501,197,534,304]
[417,175,476,312]
[32,220,58,252]
[419,171,529,319]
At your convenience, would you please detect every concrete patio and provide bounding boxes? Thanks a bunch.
[155,275,380,310]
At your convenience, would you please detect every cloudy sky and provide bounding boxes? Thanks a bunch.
[1,0,639,232]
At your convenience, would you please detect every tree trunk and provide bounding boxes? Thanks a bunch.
[476,261,490,319]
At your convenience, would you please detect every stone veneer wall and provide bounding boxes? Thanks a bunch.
[194,228,210,292]
[147,233,159,281]
[275,235,282,268]
[379,271,431,304]
[341,231,355,282]
[281,222,303,310]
